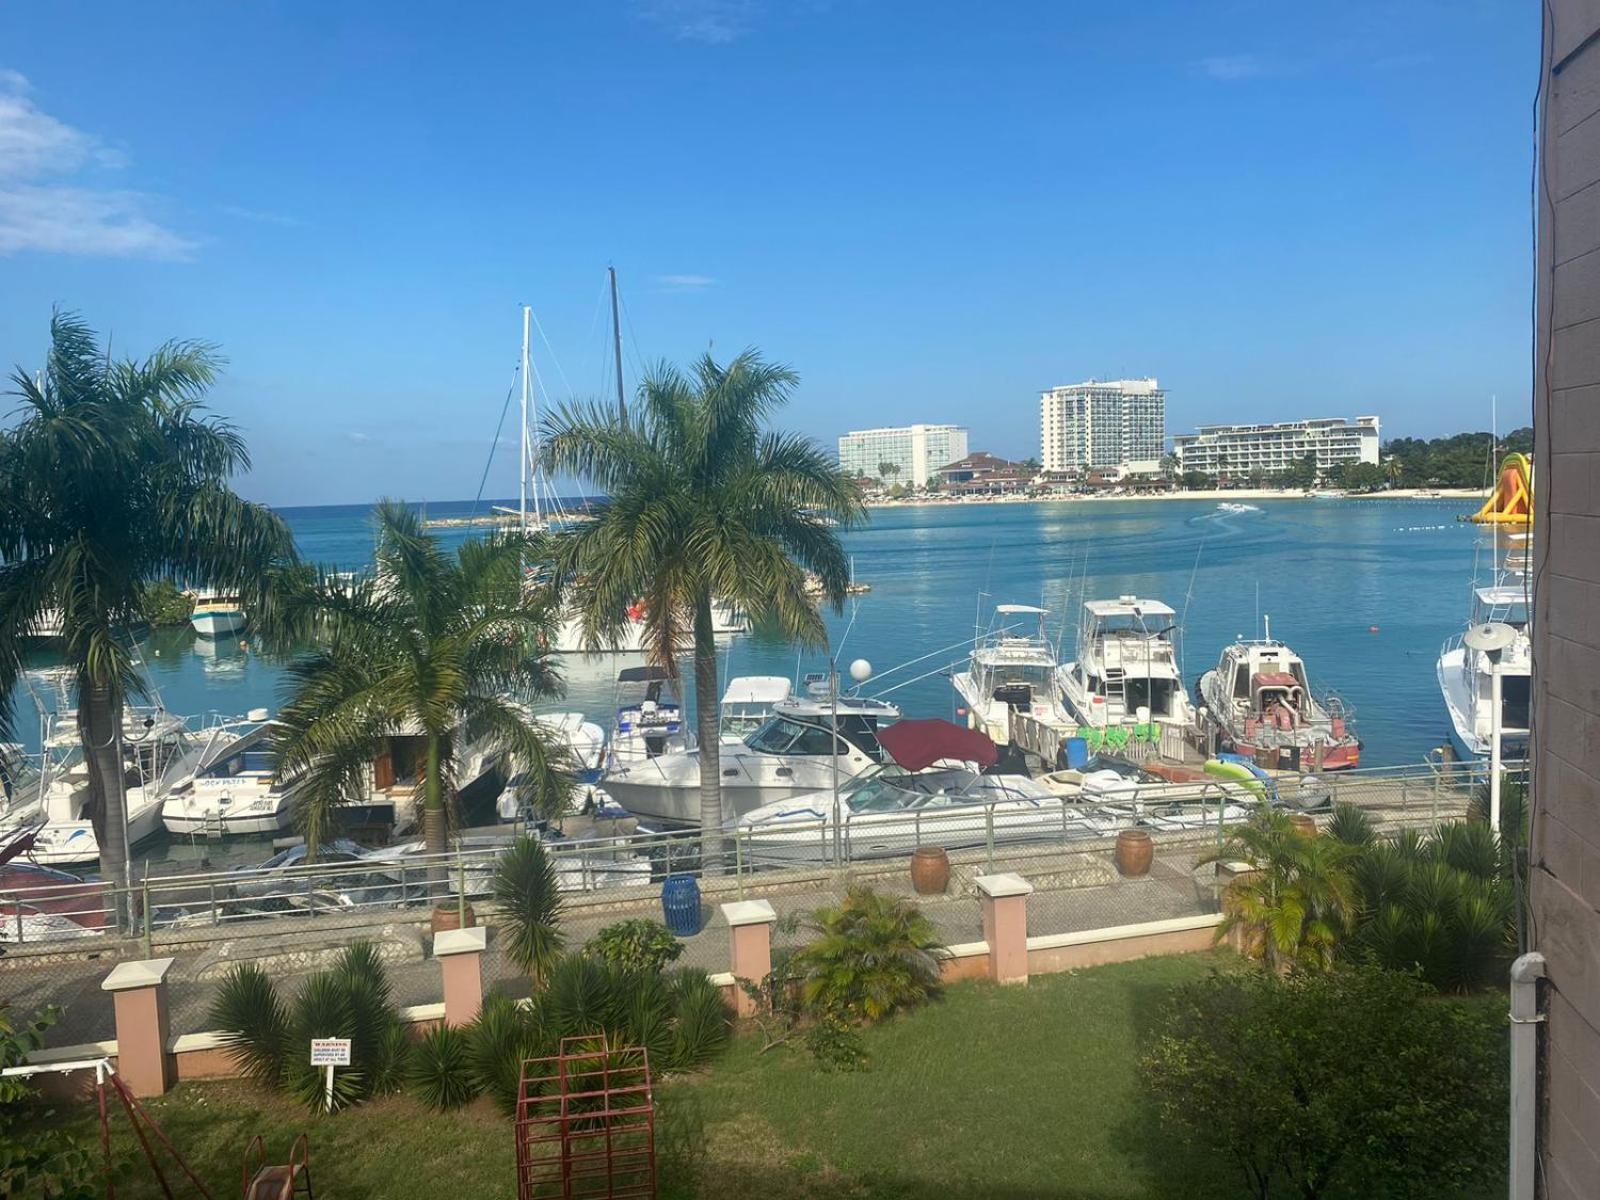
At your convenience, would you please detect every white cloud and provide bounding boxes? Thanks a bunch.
[0,70,195,259]
[636,0,760,44]
[1197,54,1270,81]
[653,273,715,292]
[220,204,300,227]
[345,431,374,445]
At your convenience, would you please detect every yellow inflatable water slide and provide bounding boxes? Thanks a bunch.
[1471,452,1533,525]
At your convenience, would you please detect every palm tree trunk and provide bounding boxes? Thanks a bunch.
[80,681,131,927]
[693,591,724,873]
[423,733,448,896]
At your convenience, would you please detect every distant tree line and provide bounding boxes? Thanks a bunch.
[1380,427,1531,488]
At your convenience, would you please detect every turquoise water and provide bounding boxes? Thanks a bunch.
[12,496,1490,769]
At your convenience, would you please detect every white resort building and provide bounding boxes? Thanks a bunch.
[1172,416,1380,477]
[838,424,968,488]
[1039,379,1165,475]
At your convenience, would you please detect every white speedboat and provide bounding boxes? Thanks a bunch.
[719,676,793,741]
[608,666,689,766]
[365,831,652,895]
[188,590,247,637]
[1060,597,1197,738]
[952,604,1071,744]
[1198,621,1361,771]
[549,598,749,653]
[161,713,290,837]
[603,691,902,827]
[1437,581,1531,760]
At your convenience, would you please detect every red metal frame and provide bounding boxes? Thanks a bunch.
[515,1037,656,1199]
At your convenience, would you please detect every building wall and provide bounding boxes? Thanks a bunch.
[1532,3,1600,1196]
[1040,379,1165,473]
[838,424,968,488]
[1173,416,1380,476]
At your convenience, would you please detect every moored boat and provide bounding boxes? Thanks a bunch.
[188,590,247,637]
[1059,597,1197,741]
[952,604,1072,745]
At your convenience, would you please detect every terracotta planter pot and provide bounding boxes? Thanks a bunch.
[431,901,476,934]
[1290,813,1318,838]
[1115,829,1154,877]
[909,846,950,895]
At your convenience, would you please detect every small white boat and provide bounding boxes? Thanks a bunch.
[188,591,247,637]
[1437,581,1530,760]
[719,675,793,741]
[952,604,1071,744]
[549,598,749,654]
[608,666,689,766]
[1060,596,1197,738]
[161,713,289,837]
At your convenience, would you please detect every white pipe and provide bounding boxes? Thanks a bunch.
[1509,951,1545,1200]
[1489,658,1504,836]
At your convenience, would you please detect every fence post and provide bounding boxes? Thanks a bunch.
[141,879,152,959]
[435,926,487,1028]
[985,806,996,874]
[975,873,1032,986]
[734,829,745,899]
[103,957,175,1097]
[721,899,777,1017]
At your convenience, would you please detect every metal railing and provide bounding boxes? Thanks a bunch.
[0,760,1501,953]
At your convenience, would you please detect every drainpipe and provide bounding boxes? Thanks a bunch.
[1509,952,1546,1200]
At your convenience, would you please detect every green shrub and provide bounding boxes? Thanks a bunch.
[665,968,732,1069]
[798,886,946,1022]
[589,919,684,974]
[1,1005,96,1199]
[1143,965,1507,1199]
[408,1025,478,1111]
[140,580,195,627]
[466,992,546,1115]
[493,835,565,984]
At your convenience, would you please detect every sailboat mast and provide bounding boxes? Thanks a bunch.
[609,266,627,429]
[520,306,531,527]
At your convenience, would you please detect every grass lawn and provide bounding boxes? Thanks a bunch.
[39,952,1500,1199]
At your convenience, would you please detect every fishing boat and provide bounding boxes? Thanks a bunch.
[160,713,290,836]
[951,604,1072,744]
[719,676,793,740]
[1059,597,1197,740]
[608,666,689,766]
[603,689,902,827]
[188,590,247,637]
[1197,619,1360,770]
[1437,580,1531,760]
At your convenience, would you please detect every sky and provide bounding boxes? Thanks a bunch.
[0,1,1538,506]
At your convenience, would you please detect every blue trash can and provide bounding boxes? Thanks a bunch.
[1064,737,1090,769]
[661,874,702,937]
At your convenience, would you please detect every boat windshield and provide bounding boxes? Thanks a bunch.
[844,769,917,813]
[745,716,845,757]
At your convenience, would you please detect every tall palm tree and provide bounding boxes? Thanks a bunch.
[543,350,863,841]
[272,501,568,876]
[0,312,295,906]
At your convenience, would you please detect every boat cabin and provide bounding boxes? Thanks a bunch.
[742,695,898,763]
[972,605,1058,711]
[1071,597,1188,723]
[720,675,792,738]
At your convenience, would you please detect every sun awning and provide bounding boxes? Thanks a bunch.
[876,718,999,772]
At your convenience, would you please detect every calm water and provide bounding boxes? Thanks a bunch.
[15,495,1489,771]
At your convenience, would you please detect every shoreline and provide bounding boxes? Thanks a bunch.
[864,487,1488,510]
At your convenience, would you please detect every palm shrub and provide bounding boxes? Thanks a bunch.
[409,1025,478,1111]
[535,955,730,1073]
[797,886,947,1022]
[493,835,565,983]
[466,991,549,1114]
[590,919,684,974]
[209,942,409,1113]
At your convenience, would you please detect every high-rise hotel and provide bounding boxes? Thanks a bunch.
[837,424,968,488]
[1039,379,1166,474]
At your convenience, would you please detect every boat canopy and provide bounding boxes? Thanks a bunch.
[1084,597,1176,619]
[721,676,792,706]
[877,718,999,772]
[617,666,672,683]
[996,603,1048,615]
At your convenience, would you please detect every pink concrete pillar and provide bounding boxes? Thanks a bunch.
[102,957,175,1097]
[434,926,486,1028]
[976,873,1033,985]
[722,899,777,1017]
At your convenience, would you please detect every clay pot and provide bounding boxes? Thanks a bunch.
[910,846,950,895]
[1115,829,1154,877]
[431,901,477,934]
[1290,813,1318,838]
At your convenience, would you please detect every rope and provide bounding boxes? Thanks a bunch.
[471,363,521,517]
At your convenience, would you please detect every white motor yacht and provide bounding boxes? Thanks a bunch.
[1059,597,1196,737]
[188,590,247,637]
[952,604,1072,744]
[603,691,902,827]
[1437,581,1531,760]
[719,675,793,741]
[161,713,289,837]
[549,598,749,653]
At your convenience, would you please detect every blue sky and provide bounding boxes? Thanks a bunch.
[0,1,1535,505]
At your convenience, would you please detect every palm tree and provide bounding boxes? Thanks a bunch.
[1383,456,1405,489]
[0,312,295,907]
[271,501,568,880]
[1204,808,1357,972]
[543,350,863,841]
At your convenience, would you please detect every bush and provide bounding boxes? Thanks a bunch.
[1143,965,1506,1199]
[139,580,194,627]
[493,835,565,984]
[1,1005,96,1199]
[466,991,547,1115]
[589,919,684,974]
[798,886,947,1022]
[409,1025,478,1111]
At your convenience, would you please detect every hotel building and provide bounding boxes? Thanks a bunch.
[837,424,968,489]
[1039,379,1166,474]
[1172,416,1381,476]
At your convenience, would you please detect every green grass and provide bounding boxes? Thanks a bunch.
[36,952,1490,1199]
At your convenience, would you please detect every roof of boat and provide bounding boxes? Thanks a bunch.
[1473,584,1529,606]
[773,695,901,720]
[721,676,792,705]
[1083,597,1176,619]
[995,603,1048,615]
[617,665,673,683]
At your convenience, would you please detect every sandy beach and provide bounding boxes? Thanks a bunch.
[864,487,1488,510]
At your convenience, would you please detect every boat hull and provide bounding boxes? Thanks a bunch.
[603,776,821,827]
[191,610,247,638]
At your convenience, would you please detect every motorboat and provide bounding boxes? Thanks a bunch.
[365,830,653,895]
[188,590,247,637]
[161,713,291,837]
[719,676,793,741]
[603,690,902,827]
[608,666,688,766]
[1198,620,1360,770]
[549,598,749,654]
[1059,597,1197,739]
[952,604,1072,744]
[0,855,110,942]
[1437,580,1531,760]
[356,718,506,833]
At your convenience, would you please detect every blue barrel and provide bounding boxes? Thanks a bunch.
[660,875,702,937]
[1064,737,1090,769]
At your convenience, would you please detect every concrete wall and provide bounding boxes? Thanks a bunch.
[1533,3,1600,1195]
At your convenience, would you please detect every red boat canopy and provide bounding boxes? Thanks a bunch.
[877,719,999,772]
[1252,671,1300,689]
